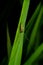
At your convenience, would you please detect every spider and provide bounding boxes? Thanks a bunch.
[20,24,24,32]
[20,23,29,41]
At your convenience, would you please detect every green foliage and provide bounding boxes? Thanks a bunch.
[1,0,43,65]
[8,0,30,65]
[24,43,43,65]
[7,24,12,59]
[26,6,43,56]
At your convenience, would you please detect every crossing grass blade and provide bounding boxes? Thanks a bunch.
[24,43,43,65]
[8,0,30,65]
[25,2,41,35]
[7,24,12,58]
[23,2,41,44]
[26,6,43,56]
[34,30,40,50]
[19,2,41,63]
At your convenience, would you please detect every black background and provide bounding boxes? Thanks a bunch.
[0,0,41,63]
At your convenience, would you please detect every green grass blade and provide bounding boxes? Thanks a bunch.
[34,30,40,50]
[24,43,43,65]
[25,2,41,34]
[8,0,30,65]
[24,2,41,44]
[26,6,43,56]
[23,1,41,45]
[21,2,41,62]
[7,25,12,58]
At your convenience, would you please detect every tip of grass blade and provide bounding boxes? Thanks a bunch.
[25,2,41,31]
[8,0,30,65]
[7,24,12,59]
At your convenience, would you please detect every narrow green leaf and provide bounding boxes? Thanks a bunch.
[25,2,41,34]
[8,0,30,65]
[34,30,40,50]
[26,6,43,56]
[21,2,41,62]
[24,43,43,65]
[24,2,41,43]
[22,2,41,59]
[7,25,11,58]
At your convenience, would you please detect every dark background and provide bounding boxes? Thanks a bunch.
[0,0,41,63]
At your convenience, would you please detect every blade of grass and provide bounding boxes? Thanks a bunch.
[23,1,41,47]
[24,2,41,43]
[7,24,12,58]
[8,0,30,65]
[21,2,41,62]
[25,2,41,34]
[26,6,43,56]
[24,43,43,65]
[34,30,40,50]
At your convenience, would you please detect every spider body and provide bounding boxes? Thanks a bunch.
[20,24,24,32]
